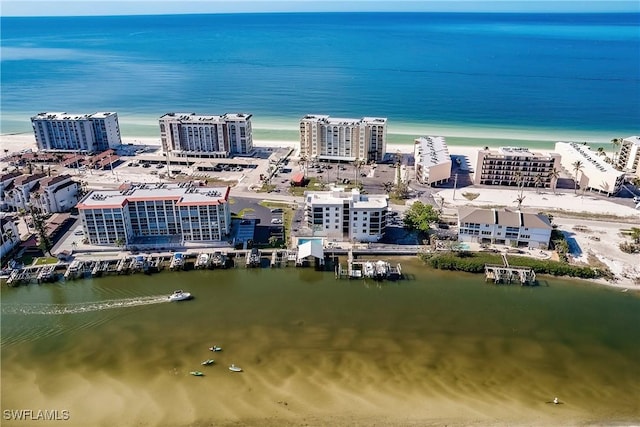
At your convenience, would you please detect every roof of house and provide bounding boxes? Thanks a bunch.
[458,207,552,229]
[297,240,325,260]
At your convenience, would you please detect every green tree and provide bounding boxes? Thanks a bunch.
[114,237,126,249]
[31,210,53,256]
[403,201,440,234]
[611,138,622,167]
[572,160,584,194]
[548,168,560,194]
[630,227,640,244]
[268,236,279,247]
[534,173,545,193]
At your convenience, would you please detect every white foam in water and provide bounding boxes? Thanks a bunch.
[1,295,169,316]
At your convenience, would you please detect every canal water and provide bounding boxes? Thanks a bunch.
[1,260,639,426]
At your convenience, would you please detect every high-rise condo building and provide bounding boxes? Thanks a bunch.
[299,115,387,162]
[555,141,625,196]
[303,188,388,242]
[77,183,231,247]
[616,136,640,178]
[474,147,560,188]
[159,113,253,158]
[31,112,122,153]
[414,136,452,186]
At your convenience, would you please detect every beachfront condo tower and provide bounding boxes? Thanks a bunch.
[159,113,253,159]
[77,183,231,247]
[555,141,625,196]
[31,112,122,153]
[615,136,640,178]
[414,136,452,186]
[299,115,387,162]
[474,147,561,188]
[303,188,388,242]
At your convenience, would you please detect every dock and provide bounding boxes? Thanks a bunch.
[335,249,403,281]
[484,254,536,285]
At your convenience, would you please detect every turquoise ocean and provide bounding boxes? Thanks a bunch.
[1,12,639,149]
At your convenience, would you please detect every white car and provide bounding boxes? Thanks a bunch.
[270,218,283,224]
[633,196,640,203]
[73,229,84,236]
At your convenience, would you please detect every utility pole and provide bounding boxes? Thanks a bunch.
[452,173,458,200]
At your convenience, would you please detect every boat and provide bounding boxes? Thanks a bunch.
[168,290,192,302]
[201,359,215,366]
[170,252,185,270]
[363,262,375,278]
[190,371,204,376]
[209,345,222,352]
[228,364,242,372]
[195,253,210,269]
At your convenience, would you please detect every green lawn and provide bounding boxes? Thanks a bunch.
[33,257,58,266]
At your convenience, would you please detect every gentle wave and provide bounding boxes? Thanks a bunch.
[1,295,169,316]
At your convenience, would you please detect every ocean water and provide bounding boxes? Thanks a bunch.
[1,12,639,148]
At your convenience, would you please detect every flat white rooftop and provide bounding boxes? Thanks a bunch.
[160,112,251,123]
[301,115,387,126]
[305,188,388,209]
[32,112,117,121]
[78,183,230,209]
[415,136,450,166]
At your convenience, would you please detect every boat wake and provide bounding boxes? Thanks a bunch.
[1,295,169,316]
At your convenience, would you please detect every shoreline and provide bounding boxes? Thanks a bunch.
[1,134,637,291]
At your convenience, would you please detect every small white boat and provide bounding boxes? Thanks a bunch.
[190,371,204,376]
[209,345,222,352]
[229,364,242,372]
[201,359,215,366]
[168,290,192,302]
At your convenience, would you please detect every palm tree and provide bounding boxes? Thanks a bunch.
[513,171,523,188]
[548,168,560,194]
[514,193,526,210]
[353,159,365,187]
[534,173,545,193]
[611,138,622,166]
[298,155,308,178]
[572,160,584,194]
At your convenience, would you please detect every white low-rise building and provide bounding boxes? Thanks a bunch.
[2,173,47,212]
[0,214,20,259]
[616,136,640,178]
[77,183,231,247]
[299,115,387,162]
[414,136,451,186]
[31,112,122,153]
[458,207,552,249]
[555,141,625,196]
[160,112,253,158]
[304,188,388,242]
[31,175,80,214]
[1,171,22,210]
